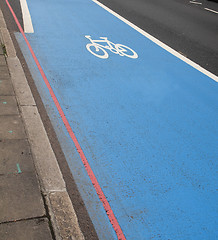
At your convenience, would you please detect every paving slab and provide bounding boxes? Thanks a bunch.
[0,28,16,57]
[0,96,18,115]
[0,218,53,240]
[0,80,14,95]
[0,115,26,139]
[0,55,6,65]
[0,139,35,175]
[0,65,10,78]
[0,172,45,223]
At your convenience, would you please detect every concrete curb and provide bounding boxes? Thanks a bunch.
[0,9,85,240]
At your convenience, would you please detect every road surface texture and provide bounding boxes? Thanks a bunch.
[97,0,218,75]
[1,0,217,239]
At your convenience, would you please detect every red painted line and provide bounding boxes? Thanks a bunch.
[5,0,126,239]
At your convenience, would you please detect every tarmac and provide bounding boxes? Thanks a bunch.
[0,8,84,240]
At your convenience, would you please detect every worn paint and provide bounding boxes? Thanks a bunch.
[16,163,22,174]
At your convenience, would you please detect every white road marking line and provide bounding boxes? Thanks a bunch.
[19,0,34,33]
[204,8,218,14]
[189,1,202,5]
[92,0,218,82]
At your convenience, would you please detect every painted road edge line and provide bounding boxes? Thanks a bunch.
[19,0,34,33]
[0,5,84,240]
[204,8,218,14]
[189,1,202,5]
[92,0,218,83]
[5,0,126,239]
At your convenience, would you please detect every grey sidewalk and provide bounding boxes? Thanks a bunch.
[0,39,54,240]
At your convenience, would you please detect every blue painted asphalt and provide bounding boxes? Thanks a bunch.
[16,0,218,239]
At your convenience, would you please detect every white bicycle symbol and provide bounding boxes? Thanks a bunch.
[85,35,138,59]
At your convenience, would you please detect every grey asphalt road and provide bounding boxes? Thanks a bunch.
[97,0,218,76]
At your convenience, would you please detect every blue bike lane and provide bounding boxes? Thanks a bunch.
[13,0,218,239]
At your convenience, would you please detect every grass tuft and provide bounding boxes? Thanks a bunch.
[1,43,7,56]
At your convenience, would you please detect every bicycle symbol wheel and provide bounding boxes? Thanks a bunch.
[86,44,109,59]
[116,44,138,59]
